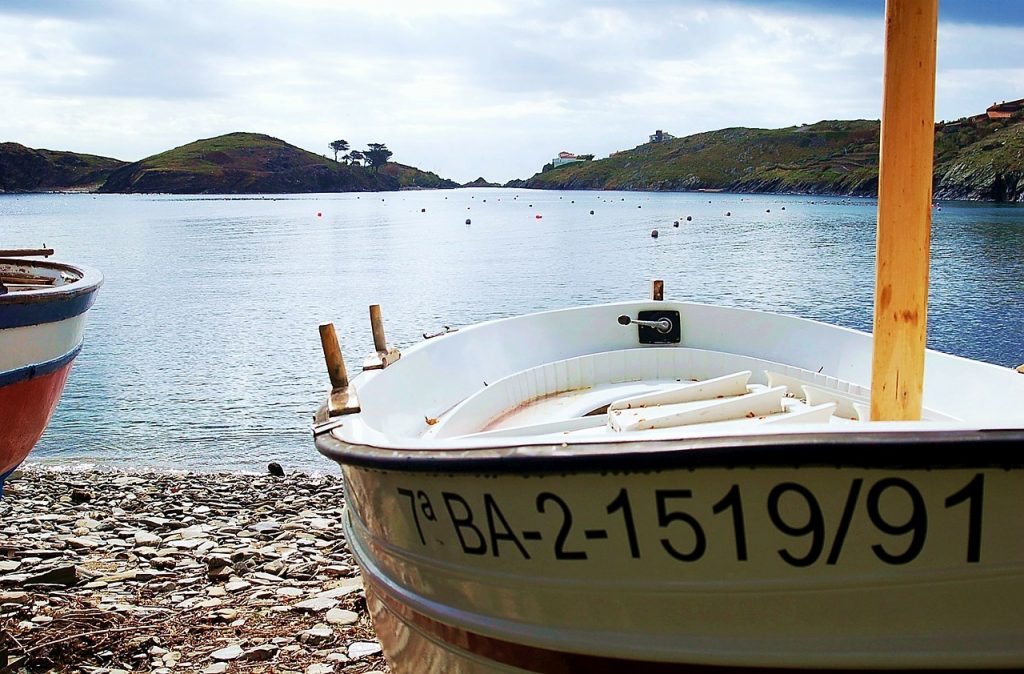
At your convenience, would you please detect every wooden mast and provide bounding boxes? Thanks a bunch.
[870,0,939,421]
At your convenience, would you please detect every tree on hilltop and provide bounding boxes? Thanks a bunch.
[364,143,393,173]
[329,140,349,162]
[349,150,364,166]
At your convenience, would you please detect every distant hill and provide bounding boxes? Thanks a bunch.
[0,143,126,192]
[510,108,1024,202]
[462,177,501,187]
[99,133,456,194]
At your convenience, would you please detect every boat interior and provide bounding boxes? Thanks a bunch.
[325,300,1024,450]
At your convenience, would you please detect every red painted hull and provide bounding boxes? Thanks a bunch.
[0,360,73,476]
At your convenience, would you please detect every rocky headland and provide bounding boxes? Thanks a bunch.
[509,104,1024,202]
[0,134,456,195]
[0,468,389,674]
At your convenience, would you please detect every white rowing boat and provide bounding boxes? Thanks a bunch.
[314,297,1024,672]
[312,1,1024,671]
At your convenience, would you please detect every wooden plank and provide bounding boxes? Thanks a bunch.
[870,0,938,422]
[0,273,56,285]
[0,248,54,258]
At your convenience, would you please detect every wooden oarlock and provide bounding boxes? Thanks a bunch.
[318,322,360,417]
[869,0,938,421]
[363,304,402,371]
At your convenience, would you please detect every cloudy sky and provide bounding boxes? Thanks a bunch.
[2,0,1022,183]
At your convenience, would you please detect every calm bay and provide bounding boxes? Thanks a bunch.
[2,189,1022,473]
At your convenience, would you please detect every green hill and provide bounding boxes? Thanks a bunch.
[511,112,1024,202]
[0,143,126,192]
[100,133,455,194]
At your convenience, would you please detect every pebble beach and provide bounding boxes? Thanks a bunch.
[0,468,389,674]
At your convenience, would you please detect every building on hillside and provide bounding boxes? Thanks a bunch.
[552,151,585,168]
[649,129,675,143]
[986,99,1024,119]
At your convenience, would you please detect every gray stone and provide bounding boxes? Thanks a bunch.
[325,608,358,626]
[306,664,334,674]
[210,643,244,661]
[134,531,162,547]
[348,641,383,659]
[242,644,277,661]
[299,624,334,648]
[293,596,339,612]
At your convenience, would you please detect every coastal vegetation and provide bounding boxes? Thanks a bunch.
[510,107,1024,202]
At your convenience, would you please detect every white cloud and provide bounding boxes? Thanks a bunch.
[0,1,1021,182]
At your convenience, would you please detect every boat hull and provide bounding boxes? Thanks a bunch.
[0,356,75,479]
[337,445,1024,672]
[0,259,101,490]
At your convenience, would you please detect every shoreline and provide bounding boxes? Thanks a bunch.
[0,468,388,674]
[2,186,1022,203]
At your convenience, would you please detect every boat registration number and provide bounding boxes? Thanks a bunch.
[394,474,986,567]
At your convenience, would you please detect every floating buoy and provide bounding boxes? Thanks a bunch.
[317,212,322,217]
[483,199,486,202]
[781,206,785,210]
[638,205,642,209]
[590,210,595,215]
[651,229,659,238]
[535,214,543,219]
[466,218,471,224]
[571,200,574,203]
[673,221,679,227]
[528,204,533,207]
[421,208,426,212]
[686,215,692,221]
[725,211,731,216]
[766,209,771,213]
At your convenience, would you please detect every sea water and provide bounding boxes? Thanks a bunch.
[2,190,1022,472]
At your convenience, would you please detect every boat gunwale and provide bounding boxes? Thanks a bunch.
[316,428,1024,474]
[0,258,103,306]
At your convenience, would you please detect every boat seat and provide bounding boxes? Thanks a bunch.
[426,347,878,440]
